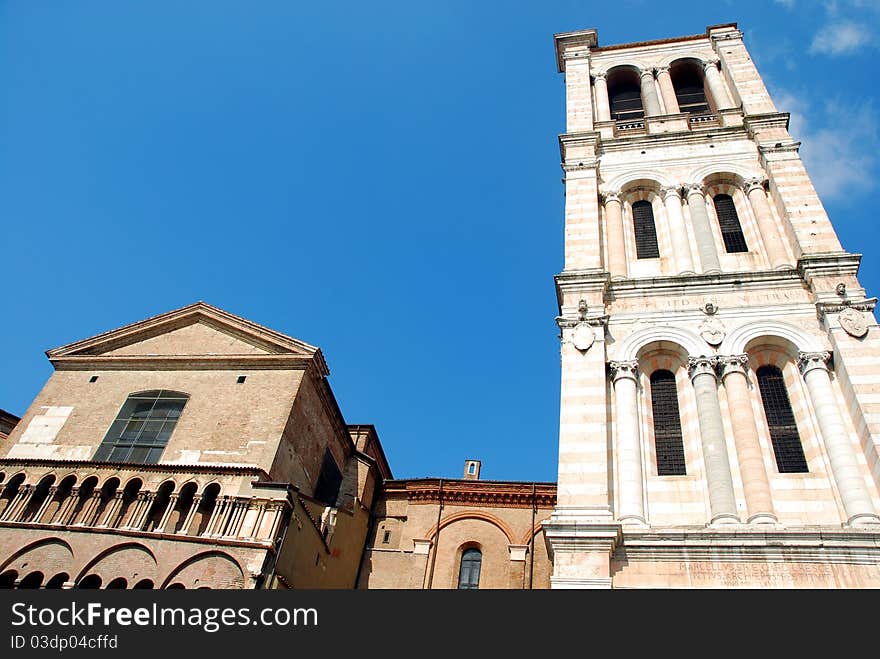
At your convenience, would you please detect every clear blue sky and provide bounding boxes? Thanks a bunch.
[2,1,878,482]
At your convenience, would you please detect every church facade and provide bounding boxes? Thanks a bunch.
[2,23,880,589]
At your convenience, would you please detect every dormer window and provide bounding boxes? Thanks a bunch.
[93,390,188,464]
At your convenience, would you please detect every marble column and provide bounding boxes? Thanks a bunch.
[593,73,611,122]
[684,183,721,274]
[743,177,791,269]
[798,352,880,526]
[655,66,680,114]
[689,356,739,524]
[639,68,662,117]
[610,360,647,525]
[718,355,777,524]
[602,191,627,279]
[703,59,734,110]
[661,186,695,274]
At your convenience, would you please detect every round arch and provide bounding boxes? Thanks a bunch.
[73,542,158,584]
[719,320,826,356]
[612,325,708,362]
[0,538,74,575]
[423,511,516,544]
[688,164,761,187]
[603,169,676,193]
[160,551,246,590]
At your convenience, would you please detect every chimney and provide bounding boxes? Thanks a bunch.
[463,459,481,480]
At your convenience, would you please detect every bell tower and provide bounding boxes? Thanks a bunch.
[545,23,880,588]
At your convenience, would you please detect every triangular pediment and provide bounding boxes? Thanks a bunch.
[47,302,324,369]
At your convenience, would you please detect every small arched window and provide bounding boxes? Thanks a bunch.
[756,365,808,473]
[650,370,687,476]
[632,200,660,259]
[608,70,644,121]
[457,548,482,590]
[93,390,188,464]
[713,194,748,253]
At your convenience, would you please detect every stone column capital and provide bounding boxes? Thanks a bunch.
[600,190,622,205]
[688,356,718,381]
[592,72,607,83]
[660,185,683,201]
[638,67,656,80]
[508,545,529,562]
[609,360,639,383]
[655,65,670,76]
[717,354,749,379]
[742,177,767,194]
[798,351,832,375]
[703,57,721,71]
[684,182,706,198]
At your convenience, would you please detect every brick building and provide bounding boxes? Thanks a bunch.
[2,22,880,589]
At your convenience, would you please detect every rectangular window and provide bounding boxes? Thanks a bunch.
[313,448,343,506]
[93,390,188,464]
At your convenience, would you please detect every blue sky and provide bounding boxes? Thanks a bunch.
[1,1,878,482]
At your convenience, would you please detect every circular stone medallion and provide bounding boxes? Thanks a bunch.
[572,323,595,351]
[839,307,868,338]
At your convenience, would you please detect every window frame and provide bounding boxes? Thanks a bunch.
[93,390,189,465]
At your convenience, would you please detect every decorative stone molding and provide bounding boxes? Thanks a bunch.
[654,65,670,76]
[660,185,683,201]
[717,354,749,378]
[608,360,639,383]
[817,297,877,315]
[592,72,607,83]
[392,480,556,509]
[600,190,622,204]
[797,351,832,375]
[684,182,706,197]
[688,356,718,380]
[742,177,767,194]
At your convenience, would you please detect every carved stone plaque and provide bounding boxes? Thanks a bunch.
[839,307,868,338]
[572,323,596,351]
[699,317,726,346]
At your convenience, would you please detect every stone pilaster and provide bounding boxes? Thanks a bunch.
[655,66,680,114]
[601,191,627,279]
[743,177,792,269]
[661,185,695,275]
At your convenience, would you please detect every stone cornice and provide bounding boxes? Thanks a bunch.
[49,354,319,372]
[0,457,268,478]
[384,479,557,509]
[553,28,598,72]
[817,298,878,315]
[618,528,880,564]
[605,268,804,300]
[743,112,790,136]
[593,122,747,153]
[798,252,862,280]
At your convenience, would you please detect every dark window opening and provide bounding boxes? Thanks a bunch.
[314,449,343,506]
[671,65,710,114]
[632,200,660,259]
[756,365,808,473]
[382,530,391,544]
[608,71,644,122]
[89,376,99,383]
[713,194,748,253]
[236,376,247,384]
[457,548,482,590]
[650,370,687,475]
[93,390,188,464]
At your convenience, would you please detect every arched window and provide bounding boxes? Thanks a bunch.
[457,548,482,590]
[632,200,660,259]
[671,63,710,114]
[756,365,808,473]
[93,390,188,464]
[0,570,17,589]
[650,370,687,475]
[608,70,644,121]
[76,574,102,589]
[713,194,748,253]
[105,577,128,590]
[17,571,44,589]
[44,573,69,589]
